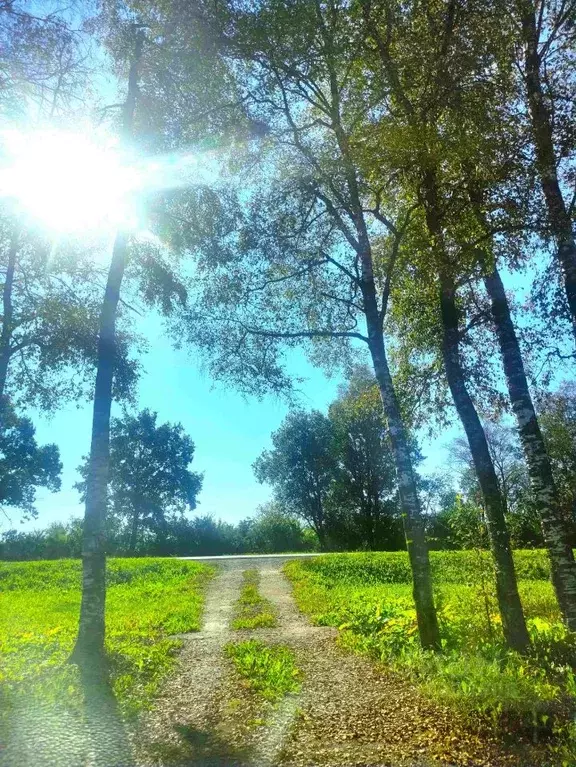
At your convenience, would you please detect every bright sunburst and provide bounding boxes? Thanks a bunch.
[0,129,143,233]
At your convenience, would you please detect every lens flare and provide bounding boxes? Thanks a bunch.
[0,129,142,233]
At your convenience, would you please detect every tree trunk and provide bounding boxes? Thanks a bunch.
[519,1,576,342]
[70,231,130,666]
[70,29,143,669]
[484,266,576,629]
[439,270,530,652]
[0,232,18,411]
[368,332,441,650]
[129,507,140,553]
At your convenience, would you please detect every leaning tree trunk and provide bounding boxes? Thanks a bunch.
[485,266,576,629]
[519,0,576,343]
[439,271,530,653]
[70,30,144,669]
[0,232,18,412]
[368,329,441,650]
[353,222,440,649]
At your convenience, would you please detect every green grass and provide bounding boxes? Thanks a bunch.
[231,569,278,630]
[284,551,576,761]
[0,558,215,724]
[225,640,300,700]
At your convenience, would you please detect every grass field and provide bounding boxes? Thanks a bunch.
[0,557,215,733]
[285,550,576,763]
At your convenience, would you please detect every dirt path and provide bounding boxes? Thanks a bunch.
[134,567,246,766]
[135,562,543,767]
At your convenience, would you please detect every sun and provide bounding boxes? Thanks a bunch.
[0,129,143,233]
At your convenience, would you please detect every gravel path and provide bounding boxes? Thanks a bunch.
[2,560,546,767]
[134,567,245,766]
[134,561,545,767]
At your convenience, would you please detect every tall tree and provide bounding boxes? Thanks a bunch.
[361,0,530,651]
[483,262,576,628]
[254,410,337,549]
[180,0,440,649]
[70,25,144,669]
[76,409,202,552]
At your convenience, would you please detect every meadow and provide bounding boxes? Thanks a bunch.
[0,557,214,740]
[285,550,576,763]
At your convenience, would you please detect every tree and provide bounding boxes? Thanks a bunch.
[0,3,106,417]
[0,1,89,121]
[0,219,141,417]
[328,373,402,550]
[539,383,576,540]
[514,0,576,342]
[244,501,314,553]
[360,0,530,652]
[450,424,543,548]
[76,409,203,553]
[180,0,440,649]
[0,402,61,522]
[254,410,337,549]
[71,25,144,670]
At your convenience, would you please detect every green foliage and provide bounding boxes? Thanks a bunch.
[254,410,337,546]
[254,377,405,552]
[0,402,61,521]
[240,501,317,553]
[539,384,576,541]
[0,558,214,725]
[0,509,319,560]
[232,569,278,630]
[225,640,300,701]
[285,549,551,588]
[76,409,203,551]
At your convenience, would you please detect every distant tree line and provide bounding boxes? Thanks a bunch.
[0,504,317,561]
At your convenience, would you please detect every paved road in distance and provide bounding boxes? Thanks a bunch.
[177,552,323,568]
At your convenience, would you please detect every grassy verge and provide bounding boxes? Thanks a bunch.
[232,569,278,629]
[225,640,300,701]
[0,558,215,722]
[284,552,576,763]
